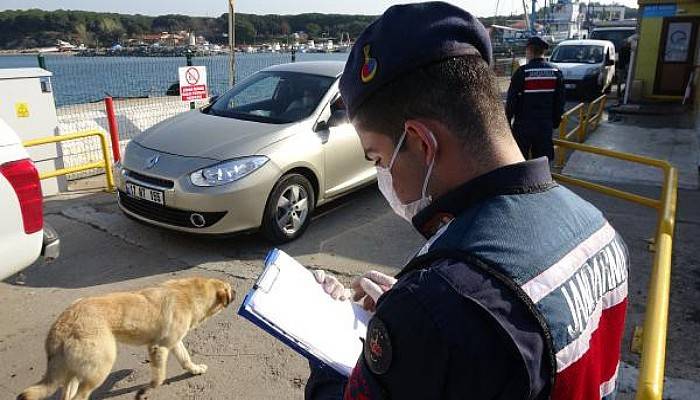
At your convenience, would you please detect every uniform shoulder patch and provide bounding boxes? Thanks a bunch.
[364,316,392,375]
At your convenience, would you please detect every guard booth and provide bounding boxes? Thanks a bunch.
[0,67,66,195]
[633,0,700,103]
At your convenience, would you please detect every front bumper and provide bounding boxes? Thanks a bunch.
[115,161,279,235]
[564,75,600,99]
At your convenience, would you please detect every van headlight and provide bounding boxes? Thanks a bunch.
[190,156,269,187]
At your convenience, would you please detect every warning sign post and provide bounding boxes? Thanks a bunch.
[178,66,208,102]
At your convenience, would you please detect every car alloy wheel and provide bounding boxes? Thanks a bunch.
[276,184,309,235]
[262,173,315,243]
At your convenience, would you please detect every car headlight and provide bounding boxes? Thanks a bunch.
[190,156,269,187]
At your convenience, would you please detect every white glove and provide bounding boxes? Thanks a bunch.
[351,270,397,312]
[312,270,352,301]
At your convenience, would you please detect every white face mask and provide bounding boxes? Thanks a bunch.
[376,130,437,222]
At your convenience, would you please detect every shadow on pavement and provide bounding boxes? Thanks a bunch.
[97,371,195,399]
[8,184,421,289]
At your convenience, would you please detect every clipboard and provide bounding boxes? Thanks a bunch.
[238,249,371,376]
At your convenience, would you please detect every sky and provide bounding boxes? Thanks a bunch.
[0,0,639,18]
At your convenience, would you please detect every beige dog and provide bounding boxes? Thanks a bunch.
[18,277,234,400]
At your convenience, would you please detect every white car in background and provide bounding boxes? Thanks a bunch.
[550,39,617,100]
[0,118,59,281]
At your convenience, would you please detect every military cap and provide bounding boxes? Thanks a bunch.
[339,1,493,118]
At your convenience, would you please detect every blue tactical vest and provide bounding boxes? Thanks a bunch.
[509,58,564,129]
[399,177,629,399]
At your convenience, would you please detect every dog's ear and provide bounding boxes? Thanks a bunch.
[216,285,234,308]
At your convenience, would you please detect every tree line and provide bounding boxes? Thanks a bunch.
[0,6,637,50]
[0,9,378,49]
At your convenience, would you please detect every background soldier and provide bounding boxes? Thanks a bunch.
[506,36,565,161]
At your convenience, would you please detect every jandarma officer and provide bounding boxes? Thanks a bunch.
[307,2,629,399]
[506,36,565,161]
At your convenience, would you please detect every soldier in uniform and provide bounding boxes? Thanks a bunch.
[306,3,629,400]
[506,36,565,161]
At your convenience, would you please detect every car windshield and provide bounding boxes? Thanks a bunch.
[206,71,335,124]
[551,45,605,64]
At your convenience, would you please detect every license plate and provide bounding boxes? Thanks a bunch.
[565,83,576,89]
[125,182,164,205]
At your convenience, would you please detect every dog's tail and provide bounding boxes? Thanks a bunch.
[16,359,68,400]
[17,336,66,400]
[16,376,61,400]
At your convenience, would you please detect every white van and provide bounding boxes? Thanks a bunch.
[549,39,617,100]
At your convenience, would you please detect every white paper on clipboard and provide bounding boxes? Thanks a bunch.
[240,249,372,376]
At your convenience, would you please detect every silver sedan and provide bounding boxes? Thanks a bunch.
[116,61,375,243]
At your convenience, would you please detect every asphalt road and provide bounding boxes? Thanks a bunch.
[0,186,422,400]
[1,177,698,399]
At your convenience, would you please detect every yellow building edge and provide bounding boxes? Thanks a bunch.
[633,0,700,101]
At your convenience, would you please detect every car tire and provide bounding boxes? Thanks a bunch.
[261,173,315,244]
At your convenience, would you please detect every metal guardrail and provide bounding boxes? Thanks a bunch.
[555,95,608,169]
[555,102,587,167]
[552,139,678,400]
[23,130,115,192]
[586,94,607,133]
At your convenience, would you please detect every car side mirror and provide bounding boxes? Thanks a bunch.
[328,109,348,127]
[606,59,615,66]
[314,120,329,132]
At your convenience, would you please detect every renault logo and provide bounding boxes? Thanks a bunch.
[145,154,160,169]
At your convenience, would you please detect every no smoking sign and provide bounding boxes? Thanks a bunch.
[185,67,200,85]
[178,66,208,102]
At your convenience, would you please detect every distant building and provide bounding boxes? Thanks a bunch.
[141,34,162,45]
[587,4,626,22]
[56,40,76,52]
[544,0,586,41]
[162,32,186,47]
[489,25,529,43]
[139,32,186,47]
[294,32,306,42]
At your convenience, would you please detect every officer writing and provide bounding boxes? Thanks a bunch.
[307,2,629,400]
[506,36,565,161]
